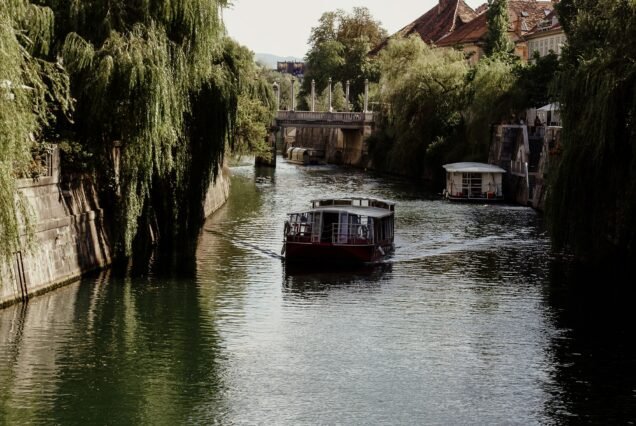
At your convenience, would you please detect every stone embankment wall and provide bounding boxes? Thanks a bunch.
[490,125,561,211]
[0,149,111,308]
[1,149,231,309]
[204,164,231,218]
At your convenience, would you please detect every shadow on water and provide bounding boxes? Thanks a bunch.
[542,258,636,424]
[282,261,392,295]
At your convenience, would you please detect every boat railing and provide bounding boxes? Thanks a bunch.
[285,222,314,243]
[285,221,374,245]
[331,223,372,245]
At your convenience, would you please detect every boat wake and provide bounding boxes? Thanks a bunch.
[204,228,284,260]
[390,232,546,264]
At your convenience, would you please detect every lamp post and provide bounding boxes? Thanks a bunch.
[290,78,295,111]
[311,79,315,112]
[328,77,332,112]
[272,82,280,111]
[364,78,369,113]
[345,80,350,112]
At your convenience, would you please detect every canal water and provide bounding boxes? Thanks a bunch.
[1,158,635,424]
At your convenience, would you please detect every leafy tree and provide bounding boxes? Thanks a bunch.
[299,7,387,111]
[546,0,636,264]
[0,0,71,263]
[230,46,276,161]
[42,0,243,257]
[485,0,513,57]
[512,52,560,109]
[312,81,347,112]
[261,69,298,111]
[369,35,469,177]
[464,57,517,157]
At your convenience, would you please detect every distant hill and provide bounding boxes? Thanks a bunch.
[255,53,304,69]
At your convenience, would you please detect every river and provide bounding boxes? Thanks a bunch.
[1,157,635,424]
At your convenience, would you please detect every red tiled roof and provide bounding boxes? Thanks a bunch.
[525,9,562,39]
[369,0,477,55]
[436,0,555,47]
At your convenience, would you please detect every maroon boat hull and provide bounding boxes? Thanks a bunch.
[284,241,390,264]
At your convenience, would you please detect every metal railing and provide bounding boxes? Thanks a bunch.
[331,223,372,245]
[285,221,374,245]
[276,111,375,123]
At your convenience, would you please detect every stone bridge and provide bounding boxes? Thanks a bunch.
[271,111,376,167]
[275,111,375,129]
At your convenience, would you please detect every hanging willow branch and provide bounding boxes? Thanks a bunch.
[547,0,636,263]
[0,0,71,264]
[52,0,244,257]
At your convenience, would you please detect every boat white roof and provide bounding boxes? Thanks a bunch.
[443,162,506,173]
[311,197,396,206]
[289,206,394,219]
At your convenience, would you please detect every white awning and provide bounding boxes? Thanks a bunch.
[443,162,506,174]
[537,102,560,112]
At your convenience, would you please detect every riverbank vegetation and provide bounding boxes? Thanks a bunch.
[366,0,544,184]
[1,0,275,263]
[308,3,636,264]
[547,0,636,264]
[0,1,71,263]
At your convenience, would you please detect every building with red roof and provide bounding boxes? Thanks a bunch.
[372,0,559,63]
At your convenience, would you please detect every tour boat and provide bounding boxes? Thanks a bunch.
[282,197,396,264]
[442,162,506,201]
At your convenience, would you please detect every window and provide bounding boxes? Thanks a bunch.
[462,173,482,198]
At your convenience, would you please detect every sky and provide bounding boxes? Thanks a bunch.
[222,0,485,59]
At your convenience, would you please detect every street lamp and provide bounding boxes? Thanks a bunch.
[364,78,369,113]
[290,78,295,111]
[272,81,280,111]
[311,79,316,112]
[328,77,332,112]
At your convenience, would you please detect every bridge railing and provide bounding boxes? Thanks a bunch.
[276,111,375,122]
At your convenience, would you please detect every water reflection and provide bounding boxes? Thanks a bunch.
[1,157,636,424]
[282,262,392,296]
[0,270,230,424]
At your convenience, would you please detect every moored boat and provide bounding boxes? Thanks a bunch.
[282,197,395,264]
[442,162,506,201]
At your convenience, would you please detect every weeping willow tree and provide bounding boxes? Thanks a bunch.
[42,0,250,257]
[227,42,276,161]
[464,57,517,157]
[0,0,70,263]
[369,35,469,177]
[547,0,636,264]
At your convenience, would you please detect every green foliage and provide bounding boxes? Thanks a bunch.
[512,52,560,109]
[300,7,387,111]
[310,81,347,112]
[547,0,636,263]
[370,35,469,177]
[58,140,94,172]
[0,0,71,263]
[370,34,541,181]
[485,0,513,57]
[41,0,241,257]
[465,57,517,156]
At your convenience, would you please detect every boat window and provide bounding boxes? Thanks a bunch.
[462,172,482,198]
[338,212,349,243]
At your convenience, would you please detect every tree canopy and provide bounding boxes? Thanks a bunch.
[547,0,636,264]
[1,0,273,263]
[368,35,470,177]
[299,7,386,111]
[485,0,513,57]
[0,0,71,262]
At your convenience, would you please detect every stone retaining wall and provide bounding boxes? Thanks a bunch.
[0,149,111,308]
[1,149,231,309]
